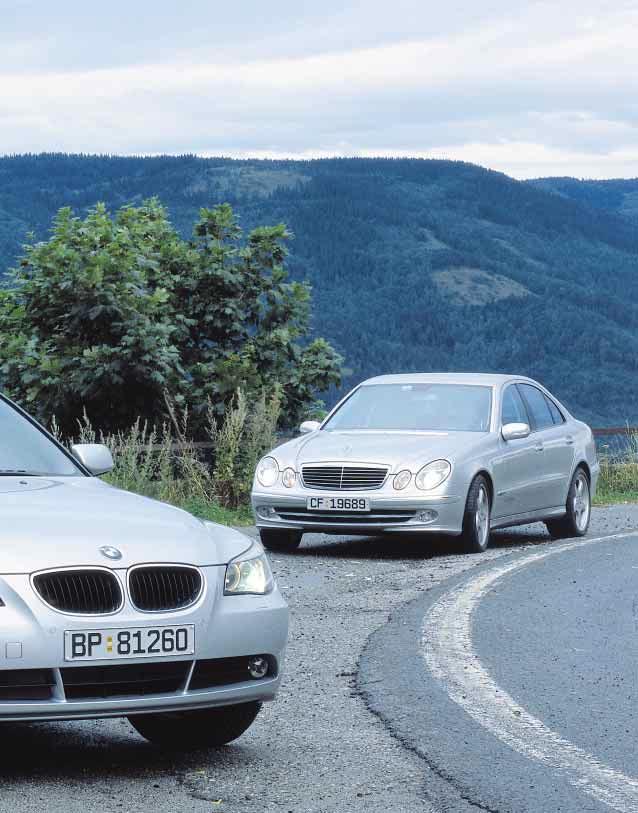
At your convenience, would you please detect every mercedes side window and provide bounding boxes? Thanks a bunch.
[501,385,528,426]
[544,394,565,425]
[518,384,554,431]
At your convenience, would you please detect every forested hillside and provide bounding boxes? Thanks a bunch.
[1,154,638,424]
[530,177,638,222]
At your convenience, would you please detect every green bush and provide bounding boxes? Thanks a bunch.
[0,199,342,434]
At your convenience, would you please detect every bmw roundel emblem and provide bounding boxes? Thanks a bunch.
[99,546,123,561]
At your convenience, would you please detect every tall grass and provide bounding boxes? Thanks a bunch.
[595,431,638,504]
[54,389,281,525]
[211,387,281,508]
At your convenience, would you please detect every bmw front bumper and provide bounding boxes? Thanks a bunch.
[0,566,288,722]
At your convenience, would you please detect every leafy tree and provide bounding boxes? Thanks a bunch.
[0,199,342,432]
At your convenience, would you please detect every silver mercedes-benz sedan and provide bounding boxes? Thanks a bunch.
[0,393,288,748]
[251,373,599,553]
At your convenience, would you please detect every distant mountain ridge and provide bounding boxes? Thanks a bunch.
[1,154,637,424]
[529,177,638,221]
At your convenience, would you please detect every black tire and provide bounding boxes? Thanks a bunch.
[129,701,262,749]
[259,528,303,552]
[461,475,491,553]
[545,467,591,539]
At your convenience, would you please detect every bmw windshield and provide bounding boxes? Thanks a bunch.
[323,383,492,433]
[0,396,83,476]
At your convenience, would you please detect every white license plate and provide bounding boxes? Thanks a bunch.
[306,496,371,512]
[64,625,195,662]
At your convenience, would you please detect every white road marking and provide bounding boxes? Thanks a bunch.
[422,531,638,812]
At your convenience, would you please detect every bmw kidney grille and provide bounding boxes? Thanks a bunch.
[128,565,203,612]
[33,569,123,614]
[32,565,203,614]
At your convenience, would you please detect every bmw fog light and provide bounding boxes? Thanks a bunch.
[248,656,270,679]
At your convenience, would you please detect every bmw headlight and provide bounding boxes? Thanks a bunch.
[256,456,279,487]
[225,551,274,595]
[415,459,451,491]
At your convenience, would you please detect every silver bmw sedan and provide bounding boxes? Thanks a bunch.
[251,373,599,553]
[0,393,288,748]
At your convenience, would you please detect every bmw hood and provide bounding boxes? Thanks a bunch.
[0,476,252,573]
[284,430,490,471]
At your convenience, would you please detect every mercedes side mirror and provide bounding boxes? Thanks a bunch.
[299,420,321,435]
[501,422,531,441]
[71,443,115,475]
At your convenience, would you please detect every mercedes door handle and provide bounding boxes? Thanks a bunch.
[565,436,574,445]
[534,443,545,452]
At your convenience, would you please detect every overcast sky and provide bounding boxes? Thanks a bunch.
[1,0,637,178]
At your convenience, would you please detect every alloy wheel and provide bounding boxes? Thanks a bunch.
[573,472,590,532]
[474,485,490,548]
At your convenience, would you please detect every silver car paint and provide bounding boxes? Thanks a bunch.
[251,373,599,536]
[0,474,288,721]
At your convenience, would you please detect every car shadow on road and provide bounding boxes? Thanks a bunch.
[294,525,552,562]
[0,718,239,780]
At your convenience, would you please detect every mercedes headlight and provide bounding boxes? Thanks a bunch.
[224,551,274,595]
[256,456,279,487]
[415,459,451,491]
[393,469,412,490]
[282,467,297,488]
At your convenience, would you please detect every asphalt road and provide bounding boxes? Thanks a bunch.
[3,506,638,813]
[360,520,638,813]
